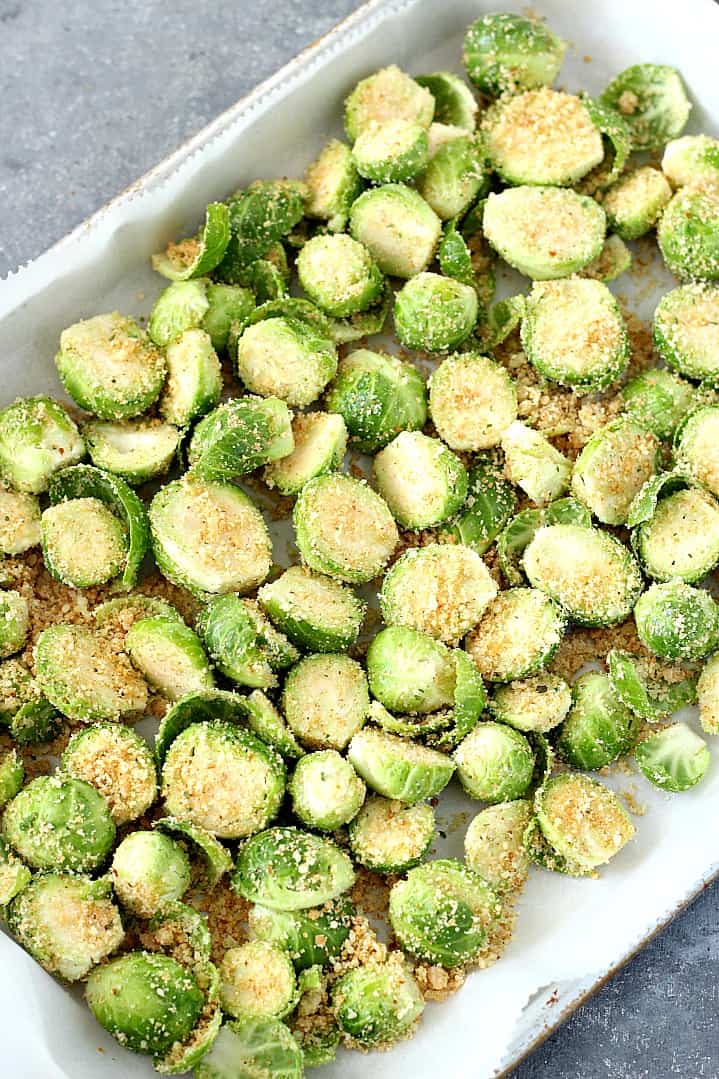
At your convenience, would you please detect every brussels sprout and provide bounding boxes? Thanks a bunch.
[654,283,719,382]
[150,475,272,597]
[153,689,247,765]
[3,774,115,872]
[0,748,23,808]
[94,593,184,629]
[367,699,453,742]
[373,431,467,531]
[264,412,347,497]
[352,118,429,183]
[219,941,297,1020]
[602,167,672,241]
[195,1017,303,1079]
[635,723,710,793]
[289,750,365,832]
[0,396,85,494]
[429,353,516,453]
[415,72,478,130]
[446,453,515,556]
[572,419,659,525]
[634,487,719,583]
[0,589,28,658]
[349,796,434,873]
[0,660,59,745]
[393,271,477,352]
[292,1018,340,1068]
[162,721,285,839]
[521,278,629,394]
[621,368,696,440]
[697,651,719,735]
[498,498,592,587]
[466,587,566,683]
[294,473,398,585]
[218,179,306,273]
[416,135,488,220]
[304,138,364,231]
[56,312,166,420]
[158,328,222,427]
[626,470,692,530]
[523,523,643,627]
[242,295,333,338]
[483,186,605,280]
[453,722,535,803]
[556,672,639,771]
[600,63,691,151]
[344,65,434,142]
[83,418,180,486]
[148,278,211,347]
[235,693,301,763]
[348,727,454,803]
[483,89,602,187]
[110,830,190,918]
[523,814,590,877]
[152,202,230,280]
[366,626,455,715]
[489,672,572,734]
[235,315,337,408]
[126,617,214,701]
[465,800,532,894]
[204,282,257,352]
[380,542,498,644]
[197,594,296,690]
[332,957,425,1046]
[233,826,354,911]
[0,836,30,904]
[7,873,123,981]
[349,184,441,278]
[154,818,233,890]
[86,951,204,1057]
[325,348,427,454]
[662,134,719,189]
[35,623,147,722]
[462,12,566,97]
[257,568,363,657]
[41,497,128,588]
[674,406,719,497]
[188,396,293,481]
[62,722,157,825]
[389,858,501,967]
[536,772,634,870]
[634,580,719,662]
[580,234,632,283]
[296,233,383,318]
[282,653,369,751]
[0,486,41,554]
[608,648,697,723]
[658,186,719,282]
[248,895,354,970]
[501,421,572,505]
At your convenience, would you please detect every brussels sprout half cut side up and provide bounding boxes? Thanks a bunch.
[535,773,635,871]
[258,565,365,654]
[0,486,41,555]
[348,727,455,803]
[662,134,719,189]
[367,625,456,715]
[344,65,434,142]
[633,487,719,584]
[264,411,347,497]
[349,184,442,278]
[219,940,297,1020]
[674,406,719,499]
[152,202,231,281]
[282,653,369,751]
[416,135,489,221]
[498,498,591,587]
[62,722,157,826]
[429,353,517,452]
[501,422,572,505]
[111,830,191,918]
[654,284,719,383]
[635,723,710,793]
[571,419,659,526]
[600,63,691,152]
[289,750,366,832]
[658,186,719,282]
[232,827,355,911]
[0,396,85,495]
[489,671,572,734]
[83,418,181,486]
[41,498,128,589]
[126,617,215,701]
[235,316,337,409]
[465,800,532,894]
[352,119,429,184]
[349,796,435,873]
[332,957,425,1047]
[466,587,566,684]
[602,167,672,241]
[462,12,566,97]
[153,689,247,766]
[161,328,223,428]
[374,431,467,530]
[296,234,384,317]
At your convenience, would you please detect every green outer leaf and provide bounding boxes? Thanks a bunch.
[476,294,526,350]
[625,469,691,528]
[154,817,233,889]
[239,690,305,760]
[8,699,59,745]
[154,689,248,765]
[607,649,697,721]
[152,203,231,281]
[188,397,294,482]
[581,97,632,188]
[439,218,475,287]
[522,816,590,877]
[47,464,149,588]
[450,452,516,554]
[195,1017,303,1079]
[328,282,391,344]
[245,296,333,337]
[635,722,710,792]
[154,1006,222,1075]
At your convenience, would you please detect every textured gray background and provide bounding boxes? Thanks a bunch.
[2,1,718,1076]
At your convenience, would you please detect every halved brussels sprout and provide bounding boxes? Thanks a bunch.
[83,418,180,485]
[349,796,434,873]
[352,118,429,183]
[454,721,535,802]
[150,475,272,597]
[258,566,364,654]
[62,722,157,826]
[160,328,223,427]
[188,395,293,481]
[7,873,123,982]
[235,316,337,408]
[0,590,28,658]
[658,186,719,282]
[463,12,566,96]
[600,63,691,151]
[56,312,166,420]
[0,486,41,554]
[203,282,256,352]
[0,659,58,745]
[282,653,369,751]
[523,523,643,627]
[294,473,398,585]
[3,774,115,872]
[654,284,719,382]
[374,431,467,530]
[332,958,425,1046]
[635,723,710,792]
[232,826,354,911]
[41,497,128,588]
[328,281,392,344]
[153,689,247,766]
[602,166,672,241]
[0,396,85,494]
[349,184,441,278]
[389,858,501,967]
[86,951,204,1057]
[466,587,566,682]
[674,406,719,497]
[634,487,719,583]
[608,648,697,722]
[35,623,147,721]
[580,234,632,283]
[248,895,354,970]
[264,411,346,496]
[416,135,488,220]
[161,721,285,839]
[483,186,605,280]
[325,348,427,454]
[126,617,214,701]
[94,593,184,629]
[489,671,572,734]
[572,419,659,525]
[416,72,478,130]
[195,1017,303,1079]
[536,772,634,871]
[367,626,456,715]
[394,271,478,352]
[380,542,498,644]
[429,352,517,452]
[498,498,592,587]
[297,233,383,317]
[154,818,233,890]
[344,65,434,142]
[219,940,297,1020]
[348,727,454,803]
[634,580,719,661]
[465,800,532,894]
[556,672,639,771]
[197,594,297,690]
[152,202,230,280]
[697,651,719,735]
[621,368,696,441]
[111,830,191,918]
[523,814,590,878]
[662,134,719,189]
[148,279,211,347]
[0,748,23,808]
[0,836,30,904]
[484,89,602,187]
[521,278,629,394]
[304,138,363,231]
[448,452,516,554]
[289,750,365,831]
[501,421,572,505]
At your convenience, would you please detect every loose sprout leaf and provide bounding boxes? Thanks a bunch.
[522,816,590,877]
[635,723,711,792]
[497,498,590,586]
[450,452,517,554]
[438,217,476,288]
[152,203,231,281]
[154,818,233,889]
[625,469,692,527]
[608,649,697,721]
[476,294,526,350]
[154,689,249,765]
[580,96,632,190]
[195,1017,303,1079]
